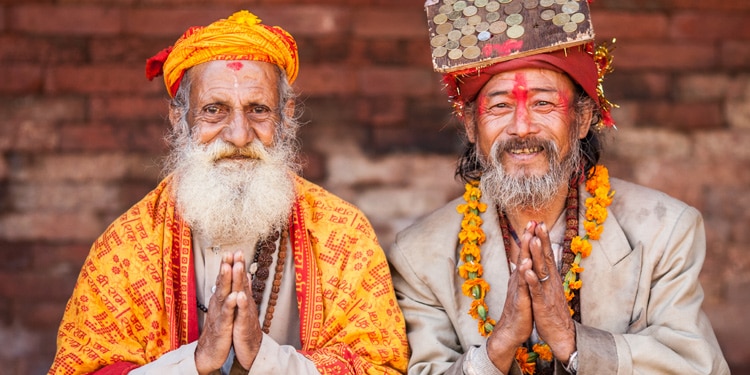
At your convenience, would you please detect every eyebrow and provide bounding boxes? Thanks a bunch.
[485,86,559,98]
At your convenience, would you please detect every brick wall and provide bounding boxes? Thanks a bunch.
[1,0,748,373]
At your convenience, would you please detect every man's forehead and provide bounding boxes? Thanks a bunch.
[481,68,574,93]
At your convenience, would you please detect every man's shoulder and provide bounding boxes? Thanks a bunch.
[608,177,692,213]
[394,196,464,249]
[294,176,363,216]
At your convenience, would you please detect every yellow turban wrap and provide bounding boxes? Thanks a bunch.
[146,10,299,97]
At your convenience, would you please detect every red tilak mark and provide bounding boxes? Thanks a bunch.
[226,62,244,71]
[482,39,524,57]
[512,72,529,124]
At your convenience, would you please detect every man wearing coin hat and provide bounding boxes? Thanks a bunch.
[48,10,409,375]
[387,1,729,374]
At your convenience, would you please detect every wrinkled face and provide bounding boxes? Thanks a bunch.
[187,60,283,150]
[467,68,590,178]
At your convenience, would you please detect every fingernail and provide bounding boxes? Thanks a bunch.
[526,221,533,230]
[521,258,530,265]
[540,222,547,233]
[534,238,541,247]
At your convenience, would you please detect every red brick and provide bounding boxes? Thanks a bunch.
[0,64,43,93]
[591,11,668,41]
[405,39,433,67]
[0,35,87,64]
[46,65,159,95]
[355,97,407,126]
[59,122,123,151]
[671,12,750,41]
[721,41,750,69]
[605,72,670,100]
[636,101,723,130]
[90,94,169,122]
[353,8,427,38]
[124,7,352,38]
[359,67,438,96]
[90,36,175,64]
[18,301,69,329]
[0,273,77,300]
[294,65,356,96]
[10,5,121,35]
[0,212,104,242]
[128,121,171,153]
[666,0,750,11]
[0,97,86,123]
[615,42,716,70]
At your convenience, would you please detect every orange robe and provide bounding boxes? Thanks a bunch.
[49,176,409,375]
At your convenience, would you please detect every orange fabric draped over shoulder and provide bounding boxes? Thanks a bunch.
[49,176,408,375]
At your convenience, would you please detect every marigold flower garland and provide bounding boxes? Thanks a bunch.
[457,165,614,374]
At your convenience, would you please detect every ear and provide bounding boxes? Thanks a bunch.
[283,99,295,123]
[168,105,182,129]
[462,106,477,144]
[576,103,594,139]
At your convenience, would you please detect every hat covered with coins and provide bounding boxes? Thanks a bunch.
[425,0,616,127]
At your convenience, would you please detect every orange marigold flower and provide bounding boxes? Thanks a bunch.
[469,299,489,320]
[458,262,483,279]
[570,262,584,274]
[532,343,553,362]
[585,203,608,223]
[564,290,574,301]
[570,279,582,290]
[570,236,592,257]
[583,220,604,240]
[461,278,489,299]
[460,243,481,261]
[516,347,537,374]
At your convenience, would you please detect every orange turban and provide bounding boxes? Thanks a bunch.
[146,10,299,97]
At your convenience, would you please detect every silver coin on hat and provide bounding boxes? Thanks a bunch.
[552,12,571,26]
[540,0,554,6]
[562,21,578,33]
[448,48,464,60]
[434,13,449,25]
[463,5,478,16]
[506,13,524,26]
[486,11,501,23]
[436,22,454,35]
[489,20,508,34]
[540,9,556,20]
[523,0,540,9]
[461,24,476,35]
[460,34,478,47]
[468,14,483,25]
[431,34,449,47]
[475,0,489,7]
[453,17,468,29]
[476,21,491,32]
[453,0,468,11]
[477,30,492,41]
[571,12,586,23]
[432,46,448,57]
[562,1,580,14]
[486,1,500,12]
[504,1,523,14]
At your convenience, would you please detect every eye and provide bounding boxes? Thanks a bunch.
[250,105,270,114]
[202,104,223,115]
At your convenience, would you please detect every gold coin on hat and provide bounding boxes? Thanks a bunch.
[453,17,468,29]
[562,21,578,33]
[463,45,482,59]
[446,40,460,50]
[489,20,508,34]
[506,13,524,26]
[460,34,478,47]
[486,1,501,12]
[432,46,448,57]
[555,0,567,4]
[439,4,454,14]
[499,0,512,3]
[486,11,501,23]
[468,14,483,25]
[463,5,478,16]
[434,13,449,25]
[476,21,491,32]
[475,0,489,7]
[431,34,449,47]
[552,12,571,26]
[504,1,523,14]
[453,1,468,11]
[506,24,525,38]
[571,12,586,23]
[540,0,554,6]
[448,29,463,41]
[444,0,456,4]
[540,9,555,20]
[523,0,540,9]
[448,10,462,20]
[562,1,580,14]
[461,24,476,35]
[448,48,464,60]
[436,22,454,35]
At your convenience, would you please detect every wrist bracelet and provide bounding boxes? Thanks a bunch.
[564,351,578,374]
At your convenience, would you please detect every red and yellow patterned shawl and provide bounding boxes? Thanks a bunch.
[49,175,409,375]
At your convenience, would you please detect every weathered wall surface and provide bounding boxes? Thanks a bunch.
[0,0,748,373]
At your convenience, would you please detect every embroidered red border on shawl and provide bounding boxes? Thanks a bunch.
[291,196,320,351]
[162,203,196,348]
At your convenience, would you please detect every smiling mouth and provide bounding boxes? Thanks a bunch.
[509,146,544,155]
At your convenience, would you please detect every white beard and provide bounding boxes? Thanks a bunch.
[479,136,580,213]
[170,138,296,245]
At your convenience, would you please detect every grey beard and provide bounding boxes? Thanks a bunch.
[167,137,296,245]
[479,137,580,213]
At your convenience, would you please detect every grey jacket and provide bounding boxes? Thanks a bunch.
[388,177,729,374]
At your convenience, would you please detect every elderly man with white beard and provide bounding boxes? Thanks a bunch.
[386,2,728,375]
[48,10,409,375]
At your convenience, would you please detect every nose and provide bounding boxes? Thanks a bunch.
[507,106,538,138]
[221,111,254,147]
